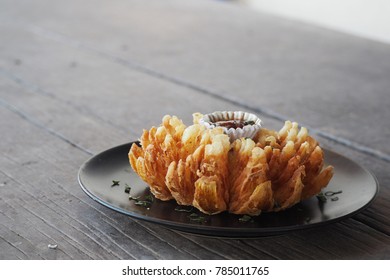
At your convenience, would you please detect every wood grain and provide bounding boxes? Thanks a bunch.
[0,0,389,260]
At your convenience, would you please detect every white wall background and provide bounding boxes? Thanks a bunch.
[241,0,390,44]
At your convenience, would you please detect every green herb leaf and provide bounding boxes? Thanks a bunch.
[325,190,343,197]
[316,192,327,203]
[135,200,152,208]
[239,215,253,223]
[130,192,155,208]
[111,180,120,187]
[244,120,255,126]
[186,212,207,223]
[174,206,194,213]
[124,186,131,193]
[190,216,206,223]
[128,196,140,201]
[144,194,154,203]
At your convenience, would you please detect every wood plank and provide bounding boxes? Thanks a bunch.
[1,52,389,239]
[245,220,390,260]
[0,109,277,260]
[0,235,24,260]
[1,78,389,259]
[0,209,71,260]
[1,0,389,156]
[1,47,389,259]
[0,106,274,259]
[0,110,199,259]
[0,223,43,260]
[318,139,390,235]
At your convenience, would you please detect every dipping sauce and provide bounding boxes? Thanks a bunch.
[214,120,255,129]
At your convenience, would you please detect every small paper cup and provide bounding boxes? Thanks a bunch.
[199,111,262,142]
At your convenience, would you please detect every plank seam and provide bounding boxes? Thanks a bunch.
[0,98,94,156]
[26,24,390,163]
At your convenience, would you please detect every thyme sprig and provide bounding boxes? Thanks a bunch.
[316,192,327,202]
[239,215,254,223]
[187,213,207,224]
[174,206,194,213]
[111,180,120,187]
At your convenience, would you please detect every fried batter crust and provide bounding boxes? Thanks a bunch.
[129,115,334,215]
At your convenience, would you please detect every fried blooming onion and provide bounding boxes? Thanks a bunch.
[129,114,334,215]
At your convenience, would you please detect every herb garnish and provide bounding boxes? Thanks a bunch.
[187,213,207,223]
[316,192,327,202]
[129,192,155,209]
[317,190,342,202]
[111,180,120,187]
[128,195,140,201]
[324,190,342,202]
[325,190,343,196]
[174,206,194,213]
[124,184,154,209]
[144,194,154,203]
[239,215,254,223]
[244,120,255,126]
[135,200,152,208]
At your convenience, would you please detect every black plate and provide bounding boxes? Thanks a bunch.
[78,142,378,237]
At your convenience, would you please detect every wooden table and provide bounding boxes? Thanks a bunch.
[1,0,389,259]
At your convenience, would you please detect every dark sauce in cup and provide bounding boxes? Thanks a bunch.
[214,120,255,129]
